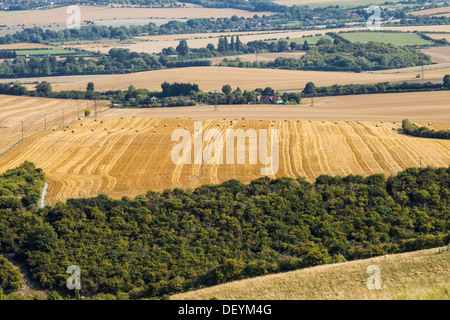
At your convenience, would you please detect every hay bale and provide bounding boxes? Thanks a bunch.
[153,130,156,133]
[164,124,168,127]
[135,129,139,132]
[177,124,181,127]
[91,128,94,131]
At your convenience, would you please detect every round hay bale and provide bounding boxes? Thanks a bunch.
[135,129,139,132]
[164,124,168,127]
[177,124,181,127]
[153,130,156,133]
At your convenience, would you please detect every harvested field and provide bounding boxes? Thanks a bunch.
[66,26,450,55]
[0,43,54,50]
[0,114,448,203]
[424,33,450,42]
[0,5,273,29]
[0,95,109,155]
[102,91,450,122]
[420,46,450,64]
[411,7,450,17]
[42,66,450,93]
[273,0,404,7]
[170,248,450,300]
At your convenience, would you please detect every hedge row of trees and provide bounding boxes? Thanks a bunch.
[220,41,433,72]
[301,76,450,97]
[0,48,213,78]
[0,256,23,292]
[0,162,449,299]
[402,119,450,140]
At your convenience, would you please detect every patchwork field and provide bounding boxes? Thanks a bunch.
[36,66,450,93]
[65,26,450,55]
[273,0,405,8]
[0,93,448,203]
[411,7,450,17]
[170,248,450,300]
[0,5,273,29]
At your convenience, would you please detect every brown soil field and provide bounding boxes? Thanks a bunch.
[421,46,450,64]
[170,248,450,300]
[0,95,110,155]
[0,5,273,29]
[42,66,450,93]
[411,7,450,17]
[0,105,448,203]
[209,51,307,64]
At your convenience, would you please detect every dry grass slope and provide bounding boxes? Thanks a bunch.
[170,248,450,300]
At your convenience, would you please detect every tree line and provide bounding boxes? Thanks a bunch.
[301,76,450,97]
[0,162,448,299]
[219,41,433,72]
[402,119,450,140]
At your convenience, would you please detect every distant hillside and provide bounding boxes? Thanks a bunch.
[170,248,449,300]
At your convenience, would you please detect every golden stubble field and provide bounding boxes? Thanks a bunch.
[0,5,273,29]
[0,95,110,155]
[42,66,450,93]
[0,116,448,203]
[170,248,450,300]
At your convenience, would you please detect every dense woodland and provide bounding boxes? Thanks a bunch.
[0,162,448,299]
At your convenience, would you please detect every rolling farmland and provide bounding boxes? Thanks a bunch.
[0,5,273,30]
[0,95,110,155]
[0,108,448,203]
[40,66,450,93]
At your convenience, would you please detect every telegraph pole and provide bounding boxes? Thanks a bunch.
[21,120,24,140]
[77,105,79,119]
[62,108,65,126]
[44,114,46,131]
[419,156,422,168]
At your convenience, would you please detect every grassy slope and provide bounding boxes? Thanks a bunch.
[170,248,449,300]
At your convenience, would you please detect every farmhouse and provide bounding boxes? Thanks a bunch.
[258,96,284,104]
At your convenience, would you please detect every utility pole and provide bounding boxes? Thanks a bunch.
[44,114,46,131]
[77,105,79,119]
[419,156,422,168]
[21,120,24,140]
[62,108,65,126]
